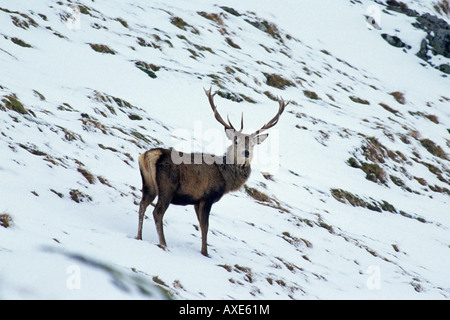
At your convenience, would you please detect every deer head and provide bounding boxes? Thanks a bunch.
[204,87,288,166]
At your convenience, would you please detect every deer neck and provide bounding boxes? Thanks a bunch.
[218,156,251,193]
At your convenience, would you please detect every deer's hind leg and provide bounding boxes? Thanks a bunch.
[137,187,156,240]
[152,196,171,249]
[151,176,177,250]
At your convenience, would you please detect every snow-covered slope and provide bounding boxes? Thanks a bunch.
[0,0,449,299]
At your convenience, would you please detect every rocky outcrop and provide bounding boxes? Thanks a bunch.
[385,2,450,74]
[381,33,411,49]
[413,13,450,74]
[413,13,450,58]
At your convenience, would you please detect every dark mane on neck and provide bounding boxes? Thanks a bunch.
[218,157,251,193]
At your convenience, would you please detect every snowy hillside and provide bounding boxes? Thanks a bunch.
[0,0,449,299]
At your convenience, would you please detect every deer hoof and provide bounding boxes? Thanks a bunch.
[157,243,167,251]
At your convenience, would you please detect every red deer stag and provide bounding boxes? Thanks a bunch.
[137,88,288,256]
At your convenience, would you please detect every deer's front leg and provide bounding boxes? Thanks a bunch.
[195,201,212,256]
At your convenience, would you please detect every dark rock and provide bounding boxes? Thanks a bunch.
[413,13,450,58]
[381,33,411,49]
[386,0,419,17]
[220,6,241,17]
[416,39,430,60]
[439,63,450,74]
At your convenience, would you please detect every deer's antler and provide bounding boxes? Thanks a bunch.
[204,87,243,132]
[251,97,289,136]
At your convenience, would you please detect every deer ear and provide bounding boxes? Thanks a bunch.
[225,128,236,140]
[256,133,269,144]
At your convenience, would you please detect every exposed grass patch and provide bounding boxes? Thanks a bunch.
[135,61,159,79]
[362,137,402,164]
[434,0,450,16]
[390,91,406,104]
[171,16,188,29]
[11,37,32,47]
[69,189,92,203]
[50,189,64,198]
[18,143,47,156]
[170,16,199,34]
[80,114,108,134]
[331,189,397,213]
[197,11,224,25]
[115,17,128,28]
[225,37,241,49]
[2,94,28,114]
[128,113,142,120]
[425,114,439,124]
[349,96,370,105]
[245,18,283,42]
[331,189,369,208]
[379,102,399,116]
[420,138,448,159]
[89,43,116,54]
[361,162,387,184]
[244,185,289,213]
[78,167,96,184]
[303,90,320,100]
[217,90,243,102]
[220,6,241,16]
[33,90,46,101]
[347,155,387,185]
[0,213,13,228]
[264,73,295,90]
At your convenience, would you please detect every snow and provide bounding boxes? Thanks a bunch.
[0,0,449,299]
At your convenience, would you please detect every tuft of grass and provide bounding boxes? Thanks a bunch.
[171,16,188,29]
[197,11,224,25]
[331,189,399,214]
[244,185,270,203]
[331,189,368,208]
[420,138,448,159]
[303,90,320,100]
[379,102,399,116]
[89,43,116,54]
[264,73,295,90]
[18,143,47,156]
[0,213,13,228]
[2,94,28,114]
[11,37,32,47]
[220,6,241,16]
[434,0,450,15]
[135,61,159,79]
[69,189,92,203]
[225,37,241,49]
[425,114,439,124]
[390,91,406,104]
[128,113,142,120]
[361,162,387,184]
[77,167,96,184]
[33,90,46,101]
[349,96,370,105]
[115,17,128,28]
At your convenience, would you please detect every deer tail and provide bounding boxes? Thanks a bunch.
[138,149,163,196]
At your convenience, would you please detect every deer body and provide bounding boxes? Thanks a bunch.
[137,88,287,256]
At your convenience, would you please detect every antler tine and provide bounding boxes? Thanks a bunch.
[252,97,289,136]
[204,87,236,131]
